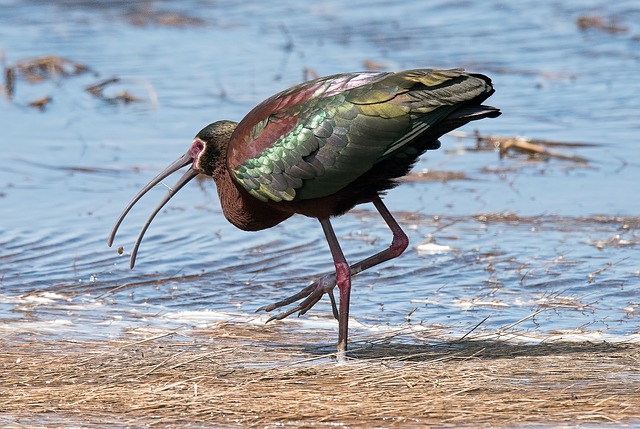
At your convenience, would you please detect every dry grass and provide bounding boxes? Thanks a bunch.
[1,323,639,428]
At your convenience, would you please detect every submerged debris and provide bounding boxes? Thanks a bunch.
[451,130,593,163]
[363,59,389,71]
[87,78,137,104]
[27,96,52,111]
[2,55,158,108]
[124,8,206,27]
[497,136,590,162]
[14,55,91,83]
[1,66,15,99]
[576,15,628,34]
[1,55,92,106]
[85,77,158,106]
[403,170,469,183]
[302,66,320,81]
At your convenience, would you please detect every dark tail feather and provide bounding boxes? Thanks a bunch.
[445,103,501,123]
[433,103,501,137]
[412,103,500,152]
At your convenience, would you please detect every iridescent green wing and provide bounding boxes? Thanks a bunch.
[229,69,492,202]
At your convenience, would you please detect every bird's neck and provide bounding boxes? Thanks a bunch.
[212,166,292,232]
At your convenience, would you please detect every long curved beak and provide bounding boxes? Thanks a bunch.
[108,151,199,268]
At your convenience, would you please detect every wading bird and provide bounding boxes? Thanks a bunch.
[109,68,500,355]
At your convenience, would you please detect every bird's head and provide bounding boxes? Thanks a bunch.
[108,120,237,268]
[191,120,236,175]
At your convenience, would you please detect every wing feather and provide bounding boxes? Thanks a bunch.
[229,69,495,202]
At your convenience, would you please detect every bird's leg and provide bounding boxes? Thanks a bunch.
[347,195,409,277]
[257,195,409,326]
[319,217,351,353]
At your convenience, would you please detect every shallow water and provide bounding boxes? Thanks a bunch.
[1,0,639,349]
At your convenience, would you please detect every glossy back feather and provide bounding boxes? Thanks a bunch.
[228,69,499,206]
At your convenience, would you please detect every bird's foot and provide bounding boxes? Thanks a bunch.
[256,273,338,323]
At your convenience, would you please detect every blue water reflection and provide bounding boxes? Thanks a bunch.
[0,0,638,342]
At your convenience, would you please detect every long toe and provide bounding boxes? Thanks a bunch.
[265,290,324,323]
[258,272,337,322]
[256,283,318,313]
[297,274,338,317]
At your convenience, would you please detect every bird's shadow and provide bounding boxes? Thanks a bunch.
[296,337,634,363]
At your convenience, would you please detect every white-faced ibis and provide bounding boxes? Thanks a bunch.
[109,68,500,355]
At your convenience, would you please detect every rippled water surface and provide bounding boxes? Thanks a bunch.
[1,0,639,345]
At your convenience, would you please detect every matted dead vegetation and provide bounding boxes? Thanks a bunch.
[1,323,639,428]
[450,130,595,163]
[1,54,157,108]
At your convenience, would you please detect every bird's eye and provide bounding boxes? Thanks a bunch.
[190,140,205,159]
[191,140,204,158]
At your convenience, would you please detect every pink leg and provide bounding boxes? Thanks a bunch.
[350,195,409,277]
[258,195,409,350]
[319,217,351,353]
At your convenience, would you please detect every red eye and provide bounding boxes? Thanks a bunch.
[191,140,204,157]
